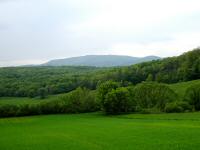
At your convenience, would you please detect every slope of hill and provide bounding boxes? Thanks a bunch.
[169,79,200,99]
[43,55,160,67]
[0,48,199,97]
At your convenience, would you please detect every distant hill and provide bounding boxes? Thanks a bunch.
[43,55,161,67]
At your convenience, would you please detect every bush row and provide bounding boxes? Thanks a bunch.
[0,87,100,117]
[0,81,199,117]
[97,81,200,114]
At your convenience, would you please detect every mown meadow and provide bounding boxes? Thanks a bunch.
[1,112,200,150]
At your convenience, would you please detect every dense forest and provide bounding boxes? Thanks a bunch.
[0,48,199,98]
[0,66,104,97]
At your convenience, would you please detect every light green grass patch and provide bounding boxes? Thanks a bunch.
[0,93,67,105]
[0,112,200,150]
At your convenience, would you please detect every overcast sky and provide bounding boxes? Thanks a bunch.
[0,0,200,66]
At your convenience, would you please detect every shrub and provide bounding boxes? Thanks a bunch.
[28,89,37,98]
[19,104,41,116]
[165,101,192,113]
[40,100,65,114]
[184,83,200,110]
[0,104,19,117]
[97,81,120,109]
[103,87,135,114]
[0,87,99,118]
[178,101,192,111]
[38,88,48,99]
[165,102,183,113]
[133,82,177,112]
[60,87,100,113]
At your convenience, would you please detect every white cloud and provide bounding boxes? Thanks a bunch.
[69,0,200,33]
[110,32,200,57]
[0,59,47,67]
[0,0,200,66]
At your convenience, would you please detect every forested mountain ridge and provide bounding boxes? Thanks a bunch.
[0,48,199,97]
[108,48,200,84]
[43,55,160,67]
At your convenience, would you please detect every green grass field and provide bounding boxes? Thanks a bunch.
[1,112,200,150]
[0,97,48,105]
[0,94,66,105]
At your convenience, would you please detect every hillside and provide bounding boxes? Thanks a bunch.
[0,48,199,97]
[43,55,160,67]
[169,79,200,99]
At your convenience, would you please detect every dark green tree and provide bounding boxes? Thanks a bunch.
[146,74,153,81]
[184,83,200,110]
[97,81,120,109]
[38,88,48,99]
[104,87,135,114]
[133,82,177,111]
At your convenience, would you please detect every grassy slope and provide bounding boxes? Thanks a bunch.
[0,94,68,105]
[0,97,49,105]
[1,112,200,150]
[169,79,200,99]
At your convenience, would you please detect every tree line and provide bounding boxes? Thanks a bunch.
[0,81,200,117]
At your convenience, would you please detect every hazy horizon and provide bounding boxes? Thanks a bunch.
[1,0,200,67]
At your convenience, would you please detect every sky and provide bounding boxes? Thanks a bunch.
[0,0,200,67]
